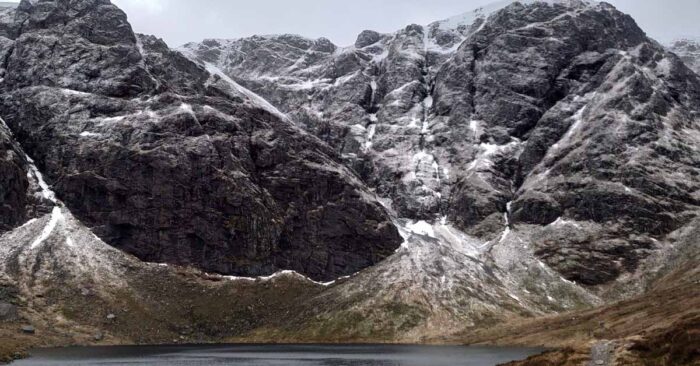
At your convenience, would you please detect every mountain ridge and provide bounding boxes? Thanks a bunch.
[183,0,700,290]
[0,0,698,365]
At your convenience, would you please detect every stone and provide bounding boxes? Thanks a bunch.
[0,302,17,321]
[93,331,104,341]
[20,325,34,334]
[355,30,382,48]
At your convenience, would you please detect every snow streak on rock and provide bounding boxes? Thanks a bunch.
[25,154,59,205]
[178,47,292,122]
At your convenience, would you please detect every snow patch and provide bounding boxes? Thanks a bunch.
[364,124,377,152]
[178,48,291,122]
[220,269,348,287]
[25,155,58,204]
[469,120,482,140]
[372,49,390,63]
[406,220,436,237]
[432,0,596,31]
[550,217,582,229]
[30,207,62,249]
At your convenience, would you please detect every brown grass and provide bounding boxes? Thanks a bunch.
[498,348,590,366]
[0,326,35,364]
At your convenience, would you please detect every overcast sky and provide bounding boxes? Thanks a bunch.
[17,0,700,47]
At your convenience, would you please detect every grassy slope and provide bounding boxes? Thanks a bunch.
[459,254,700,365]
[1,270,697,365]
[0,266,326,363]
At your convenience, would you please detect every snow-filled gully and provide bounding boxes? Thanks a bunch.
[412,28,445,215]
[364,79,379,152]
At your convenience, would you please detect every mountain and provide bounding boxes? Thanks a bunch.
[183,0,700,295]
[0,0,401,282]
[669,38,700,75]
[0,0,699,364]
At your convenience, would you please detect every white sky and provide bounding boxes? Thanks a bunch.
[13,0,700,47]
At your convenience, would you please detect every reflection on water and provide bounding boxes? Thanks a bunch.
[15,344,545,366]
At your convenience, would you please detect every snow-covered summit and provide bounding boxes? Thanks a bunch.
[668,37,700,75]
[430,0,597,31]
[669,37,700,49]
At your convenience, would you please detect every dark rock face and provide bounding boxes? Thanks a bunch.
[0,125,29,233]
[0,0,401,281]
[185,1,700,286]
[434,2,700,284]
[0,115,49,233]
[355,30,382,48]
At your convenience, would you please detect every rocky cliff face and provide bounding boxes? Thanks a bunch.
[0,123,30,233]
[0,116,53,234]
[669,38,700,75]
[0,0,401,282]
[184,0,700,289]
[0,0,699,348]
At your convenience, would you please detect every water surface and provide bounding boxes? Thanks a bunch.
[15,344,544,366]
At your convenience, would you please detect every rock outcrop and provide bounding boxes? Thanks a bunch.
[669,38,700,75]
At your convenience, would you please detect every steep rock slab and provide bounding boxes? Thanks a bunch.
[0,122,32,233]
[186,1,700,287]
[0,0,401,281]
[0,116,54,234]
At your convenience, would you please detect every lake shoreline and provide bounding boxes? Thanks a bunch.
[0,332,559,366]
[2,343,543,362]
[9,343,550,366]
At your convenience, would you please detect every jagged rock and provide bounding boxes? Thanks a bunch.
[0,0,401,282]
[355,30,382,48]
[669,38,700,75]
[184,0,700,286]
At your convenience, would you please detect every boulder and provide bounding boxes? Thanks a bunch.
[0,302,17,321]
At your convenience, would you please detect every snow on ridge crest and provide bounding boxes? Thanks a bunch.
[177,47,292,122]
[432,0,597,31]
[671,36,700,43]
